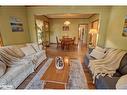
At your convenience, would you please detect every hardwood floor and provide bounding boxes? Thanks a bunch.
[46,43,95,89]
[17,43,95,89]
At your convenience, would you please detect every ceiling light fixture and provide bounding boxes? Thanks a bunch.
[64,21,71,26]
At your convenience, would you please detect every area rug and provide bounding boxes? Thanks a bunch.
[25,58,88,89]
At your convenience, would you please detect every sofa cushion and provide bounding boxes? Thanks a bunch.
[0,61,32,85]
[116,74,127,89]
[20,46,36,56]
[9,46,25,58]
[1,46,25,58]
[95,46,106,53]
[26,43,40,52]
[118,53,127,75]
[0,61,6,77]
[39,44,43,50]
[95,75,120,89]
[90,49,106,59]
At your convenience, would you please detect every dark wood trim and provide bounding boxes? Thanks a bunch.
[91,19,99,29]
[50,43,57,44]
[35,13,97,19]
[88,14,97,19]
[39,17,94,19]
[91,19,99,23]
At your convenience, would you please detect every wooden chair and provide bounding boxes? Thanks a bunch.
[56,36,61,48]
[69,37,76,50]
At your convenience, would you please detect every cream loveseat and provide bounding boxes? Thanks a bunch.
[0,43,47,89]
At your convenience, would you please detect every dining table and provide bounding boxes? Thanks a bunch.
[60,37,73,50]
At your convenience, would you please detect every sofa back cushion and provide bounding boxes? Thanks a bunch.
[1,46,25,58]
[20,46,36,56]
[0,61,6,77]
[116,74,127,89]
[8,46,25,58]
[95,46,107,53]
[118,53,127,75]
[90,49,106,59]
[26,43,40,52]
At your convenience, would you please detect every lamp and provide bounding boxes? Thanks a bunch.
[89,29,97,34]
[63,21,70,37]
[64,21,71,26]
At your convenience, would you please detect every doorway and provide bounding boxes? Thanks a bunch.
[34,15,50,47]
[78,24,88,45]
[88,20,99,48]
[35,19,44,44]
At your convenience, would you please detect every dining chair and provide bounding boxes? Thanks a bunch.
[69,37,76,50]
[56,36,61,48]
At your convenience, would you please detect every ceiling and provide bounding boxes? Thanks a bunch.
[44,13,96,19]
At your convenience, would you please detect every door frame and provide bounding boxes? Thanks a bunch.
[78,23,88,44]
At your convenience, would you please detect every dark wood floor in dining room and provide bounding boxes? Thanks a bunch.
[17,43,95,89]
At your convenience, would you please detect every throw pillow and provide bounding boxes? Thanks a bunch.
[39,44,43,50]
[0,61,6,77]
[90,49,106,59]
[116,74,127,89]
[32,43,40,52]
[26,43,40,52]
[8,46,25,58]
[95,46,106,53]
[2,46,19,58]
[20,46,36,56]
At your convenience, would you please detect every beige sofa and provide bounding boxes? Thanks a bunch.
[0,43,47,89]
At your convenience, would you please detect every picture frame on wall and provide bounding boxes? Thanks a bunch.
[122,16,127,37]
[10,16,24,32]
[63,25,69,31]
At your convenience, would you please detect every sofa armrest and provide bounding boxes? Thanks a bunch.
[95,75,120,89]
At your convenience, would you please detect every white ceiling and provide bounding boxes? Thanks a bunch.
[44,13,95,19]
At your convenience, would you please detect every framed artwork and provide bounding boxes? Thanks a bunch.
[63,26,69,31]
[10,16,23,32]
[122,16,127,37]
